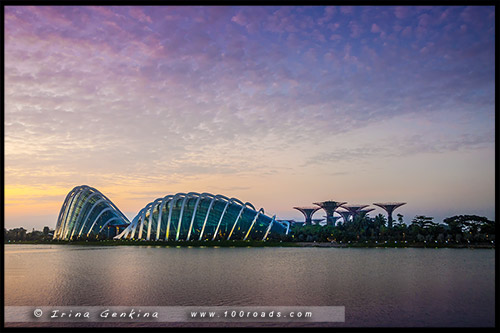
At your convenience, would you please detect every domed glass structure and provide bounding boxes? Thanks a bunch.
[54,186,287,241]
[116,192,286,241]
[53,185,130,240]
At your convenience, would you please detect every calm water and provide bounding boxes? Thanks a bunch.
[4,244,495,327]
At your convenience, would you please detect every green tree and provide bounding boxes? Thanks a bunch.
[443,215,494,234]
[374,214,387,228]
[411,215,436,229]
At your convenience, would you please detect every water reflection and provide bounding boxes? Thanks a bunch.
[4,245,495,326]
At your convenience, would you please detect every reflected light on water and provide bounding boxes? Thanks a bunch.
[4,245,495,327]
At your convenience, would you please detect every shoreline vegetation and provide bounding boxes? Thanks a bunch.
[4,239,494,249]
[5,214,495,249]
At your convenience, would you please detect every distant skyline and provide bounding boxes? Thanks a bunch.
[5,6,495,230]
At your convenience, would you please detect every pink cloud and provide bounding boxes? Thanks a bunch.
[415,13,431,39]
[89,6,116,18]
[318,6,336,25]
[419,42,434,54]
[392,23,403,32]
[312,29,326,42]
[27,6,73,26]
[394,6,409,19]
[265,8,301,33]
[343,44,353,62]
[328,22,340,31]
[129,7,152,23]
[371,23,381,33]
[323,51,336,62]
[349,20,363,38]
[231,12,247,26]
[340,6,354,15]
[304,48,317,62]
[401,26,412,37]
[439,7,452,22]
[232,8,268,33]
[418,13,431,27]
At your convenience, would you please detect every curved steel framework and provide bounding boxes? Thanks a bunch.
[337,209,352,224]
[116,192,286,241]
[293,206,320,225]
[323,215,340,226]
[358,208,375,218]
[53,185,130,241]
[313,201,347,225]
[343,204,370,220]
[373,202,406,228]
[54,187,287,241]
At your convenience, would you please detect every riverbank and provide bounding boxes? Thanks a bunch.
[4,239,300,247]
[296,241,494,249]
[4,240,495,248]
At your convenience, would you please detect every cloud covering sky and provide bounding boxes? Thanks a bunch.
[4,6,495,229]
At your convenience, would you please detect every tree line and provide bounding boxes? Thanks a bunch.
[4,214,495,244]
[4,226,53,242]
[271,214,495,244]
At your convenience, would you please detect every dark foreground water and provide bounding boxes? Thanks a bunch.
[4,244,495,327]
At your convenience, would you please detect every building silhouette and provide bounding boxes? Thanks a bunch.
[293,206,320,225]
[343,204,370,220]
[54,185,287,241]
[313,201,347,225]
[337,209,352,224]
[373,202,406,228]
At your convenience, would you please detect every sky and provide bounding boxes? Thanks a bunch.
[4,5,495,230]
